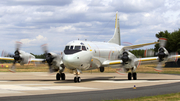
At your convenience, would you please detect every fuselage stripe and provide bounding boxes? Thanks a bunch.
[108,51,111,60]
[140,58,157,61]
[109,61,121,65]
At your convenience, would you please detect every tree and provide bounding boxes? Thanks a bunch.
[154,29,180,53]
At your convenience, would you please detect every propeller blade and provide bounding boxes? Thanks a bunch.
[154,62,163,72]
[144,49,154,57]
[41,44,48,54]
[41,44,55,73]
[168,52,179,62]
[116,68,126,75]
[159,38,167,47]
[9,60,16,73]
[15,41,22,51]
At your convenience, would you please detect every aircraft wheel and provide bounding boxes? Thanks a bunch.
[133,72,137,80]
[61,73,65,80]
[56,73,60,80]
[100,67,104,72]
[77,77,81,82]
[128,72,132,80]
[74,77,77,83]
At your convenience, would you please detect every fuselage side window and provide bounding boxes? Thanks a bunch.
[82,46,86,51]
[70,46,74,50]
[65,46,69,50]
[74,46,81,50]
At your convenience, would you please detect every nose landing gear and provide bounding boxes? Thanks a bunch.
[74,76,81,83]
[74,69,81,83]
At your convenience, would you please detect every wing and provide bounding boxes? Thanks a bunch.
[30,58,44,62]
[102,60,122,66]
[102,55,180,67]
[101,57,158,67]
[0,57,14,61]
[123,42,159,50]
[0,56,44,62]
[135,57,158,65]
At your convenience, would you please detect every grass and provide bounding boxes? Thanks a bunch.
[0,63,49,72]
[0,63,180,74]
[105,92,180,101]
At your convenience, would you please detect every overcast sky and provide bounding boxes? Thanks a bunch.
[0,0,180,54]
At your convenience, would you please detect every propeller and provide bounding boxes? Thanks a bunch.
[9,41,22,72]
[41,44,55,73]
[154,38,168,72]
[116,51,131,75]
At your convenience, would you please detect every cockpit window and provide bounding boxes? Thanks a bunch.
[82,46,86,51]
[74,46,81,50]
[70,46,74,50]
[64,45,87,55]
[65,46,69,51]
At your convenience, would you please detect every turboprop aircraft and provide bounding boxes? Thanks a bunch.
[38,11,180,83]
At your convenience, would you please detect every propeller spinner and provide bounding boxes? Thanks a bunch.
[121,51,129,65]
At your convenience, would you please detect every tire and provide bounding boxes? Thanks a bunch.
[133,73,137,80]
[56,73,60,80]
[128,72,132,80]
[74,77,77,83]
[77,77,81,82]
[61,73,65,80]
[100,67,104,72]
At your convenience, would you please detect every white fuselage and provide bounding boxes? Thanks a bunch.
[63,40,135,71]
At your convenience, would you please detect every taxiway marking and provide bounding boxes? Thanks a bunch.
[0,84,96,92]
[93,80,180,83]
[0,80,10,82]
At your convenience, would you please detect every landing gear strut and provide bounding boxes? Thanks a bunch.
[128,72,137,80]
[56,73,66,80]
[74,69,81,83]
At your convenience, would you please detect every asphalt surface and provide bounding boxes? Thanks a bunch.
[0,72,179,101]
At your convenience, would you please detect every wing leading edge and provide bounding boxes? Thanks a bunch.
[0,56,44,62]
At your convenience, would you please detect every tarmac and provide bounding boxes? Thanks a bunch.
[0,72,180,101]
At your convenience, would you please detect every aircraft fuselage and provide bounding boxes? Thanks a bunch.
[63,40,134,71]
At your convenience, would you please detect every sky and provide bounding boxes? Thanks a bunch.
[0,0,180,55]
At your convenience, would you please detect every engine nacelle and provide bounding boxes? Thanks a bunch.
[18,50,35,65]
[155,47,169,62]
[48,52,64,72]
[119,51,138,71]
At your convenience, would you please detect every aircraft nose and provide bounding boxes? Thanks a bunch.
[63,55,80,68]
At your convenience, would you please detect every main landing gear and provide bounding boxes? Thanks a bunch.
[56,73,65,80]
[128,72,137,80]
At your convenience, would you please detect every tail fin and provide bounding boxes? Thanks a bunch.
[108,11,121,45]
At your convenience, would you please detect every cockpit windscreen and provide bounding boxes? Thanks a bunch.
[64,45,87,54]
